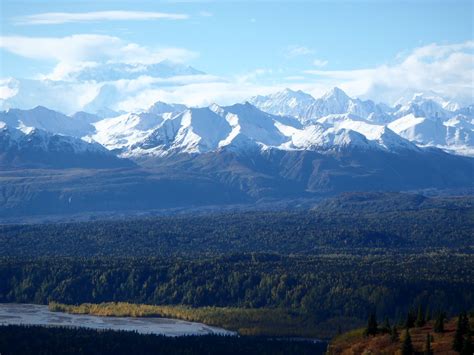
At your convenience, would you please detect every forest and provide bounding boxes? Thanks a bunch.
[0,193,472,341]
[1,252,472,338]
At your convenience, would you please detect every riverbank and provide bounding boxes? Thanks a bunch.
[0,303,233,336]
[49,302,339,338]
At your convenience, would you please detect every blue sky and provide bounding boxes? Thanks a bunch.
[0,0,473,112]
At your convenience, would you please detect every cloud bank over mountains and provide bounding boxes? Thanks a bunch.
[0,32,472,114]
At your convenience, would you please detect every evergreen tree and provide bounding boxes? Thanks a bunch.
[382,317,391,334]
[423,332,433,355]
[453,312,467,352]
[365,312,378,336]
[416,305,426,327]
[390,326,399,343]
[461,311,470,334]
[402,329,414,355]
[425,305,431,322]
[405,308,416,329]
[433,312,445,333]
[398,315,405,328]
[461,335,472,355]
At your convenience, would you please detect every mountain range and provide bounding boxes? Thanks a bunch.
[0,87,473,218]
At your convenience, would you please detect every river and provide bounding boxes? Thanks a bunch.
[0,303,235,336]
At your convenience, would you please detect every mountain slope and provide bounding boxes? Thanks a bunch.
[123,102,418,157]
[0,106,94,137]
[1,146,472,218]
[249,88,316,119]
[0,122,131,168]
[388,114,474,155]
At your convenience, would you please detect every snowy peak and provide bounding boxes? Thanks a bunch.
[248,88,316,119]
[321,86,350,102]
[251,87,390,124]
[130,103,288,156]
[388,113,474,155]
[147,101,187,116]
[2,90,473,160]
[248,88,473,155]
[394,97,449,120]
[0,121,104,153]
[0,106,94,138]
[0,120,132,169]
[290,124,373,151]
[91,112,165,151]
[123,102,418,157]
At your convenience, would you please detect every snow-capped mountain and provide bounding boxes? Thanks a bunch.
[0,121,129,168]
[0,106,94,137]
[1,87,473,161]
[249,87,391,124]
[304,87,389,123]
[388,114,474,155]
[115,101,416,157]
[91,112,165,151]
[147,101,187,116]
[393,95,450,120]
[128,103,291,156]
[249,88,474,156]
[90,101,188,152]
[1,96,473,218]
[249,89,315,119]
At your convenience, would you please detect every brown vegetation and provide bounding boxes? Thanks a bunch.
[49,302,346,338]
[328,318,466,355]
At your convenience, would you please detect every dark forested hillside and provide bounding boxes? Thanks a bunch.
[1,193,472,257]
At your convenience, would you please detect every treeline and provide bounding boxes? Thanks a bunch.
[1,194,472,257]
[1,253,472,331]
[0,325,327,355]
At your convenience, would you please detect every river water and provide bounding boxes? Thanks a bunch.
[0,303,235,336]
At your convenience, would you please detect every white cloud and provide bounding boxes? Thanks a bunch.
[1,38,472,113]
[0,34,198,80]
[15,11,189,25]
[0,78,19,101]
[285,45,314,58]
[313,59,328,67]
[304,41,474,105]
[0,34,197,64]
[116,80,281,112]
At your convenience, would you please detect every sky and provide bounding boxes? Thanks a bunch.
[0,0,473,113]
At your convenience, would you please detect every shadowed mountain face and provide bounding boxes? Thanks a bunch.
[1,147,472,218]
[141,147,474,197]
